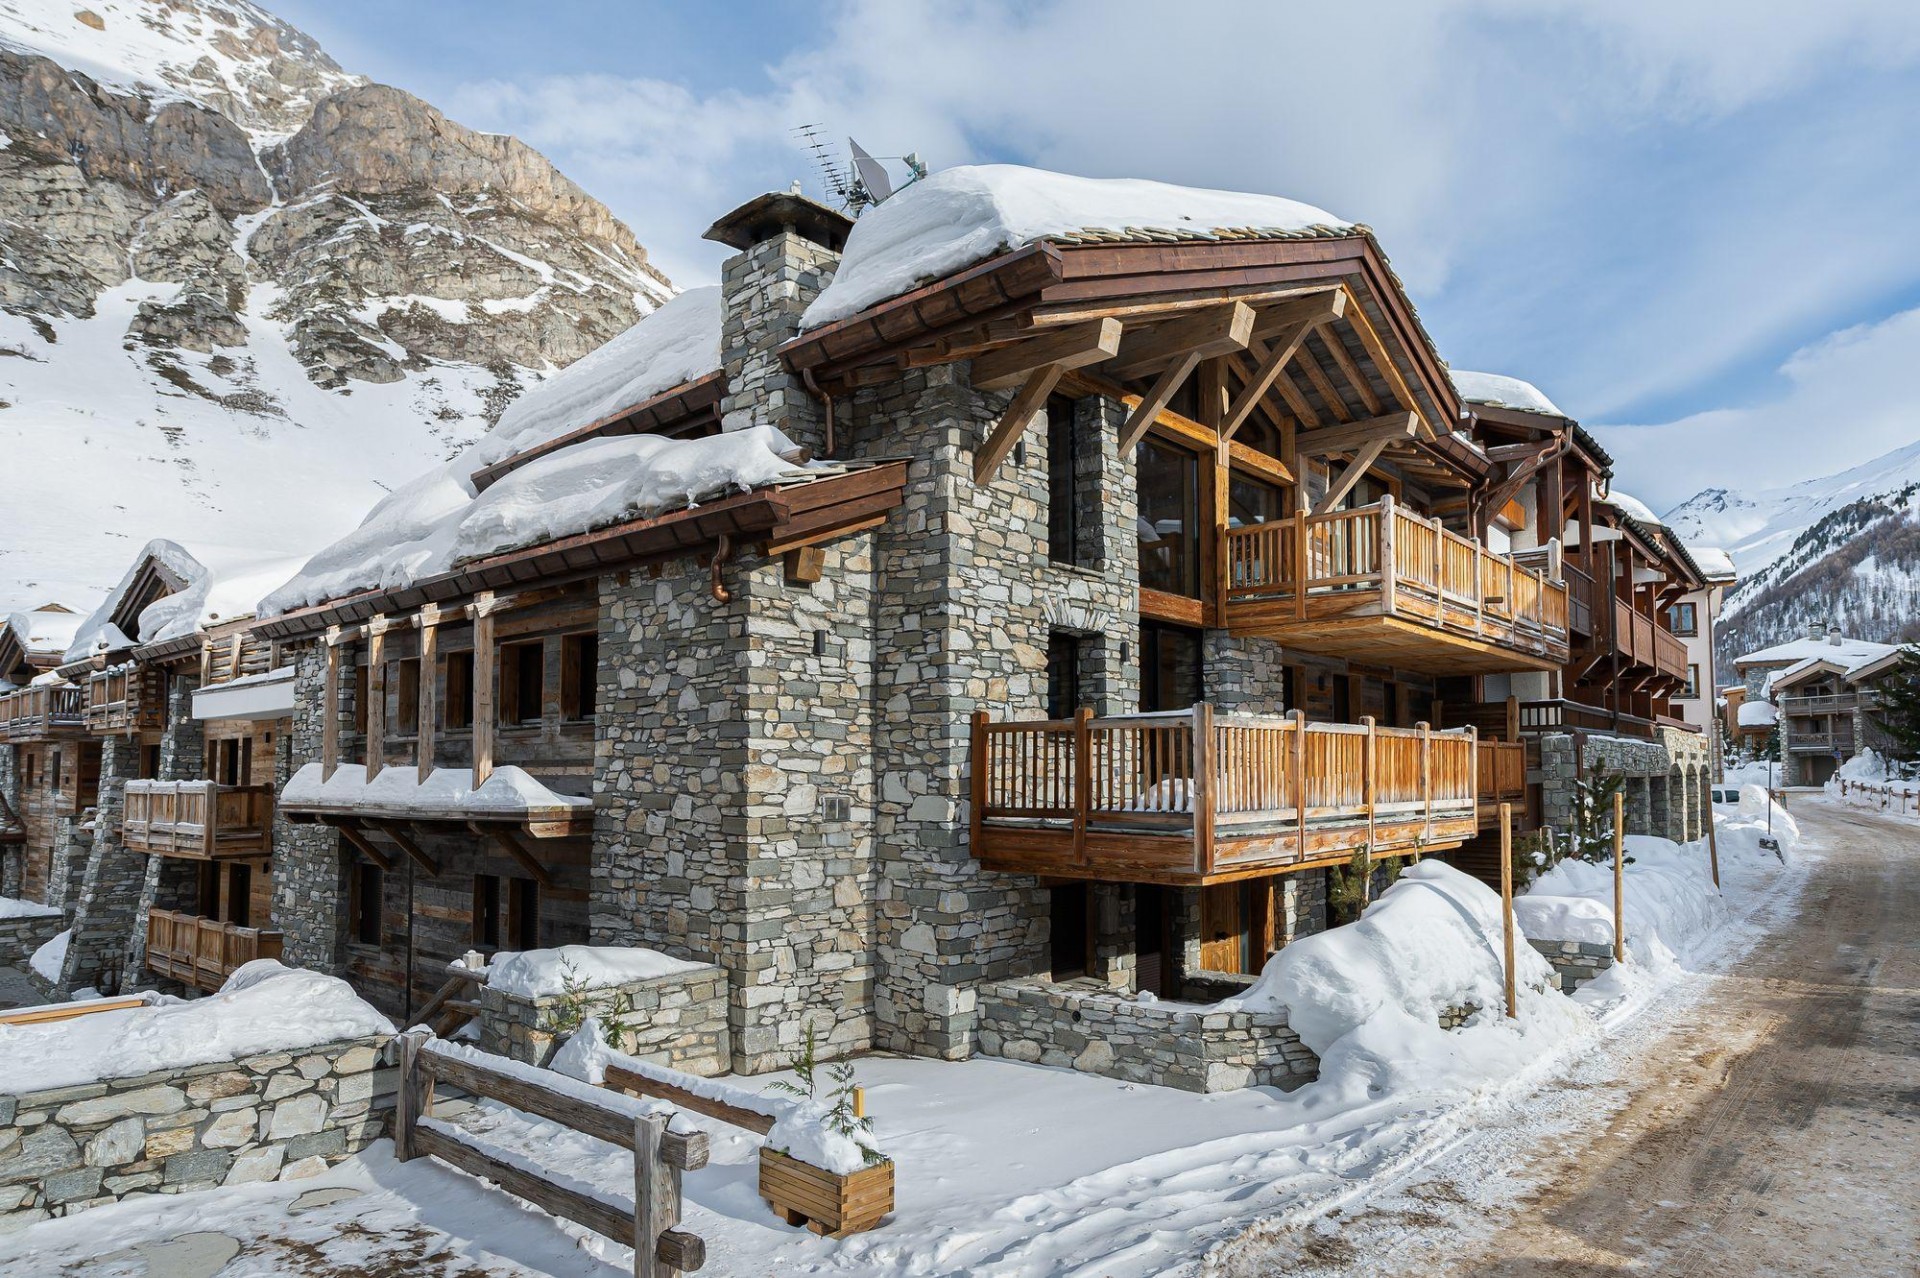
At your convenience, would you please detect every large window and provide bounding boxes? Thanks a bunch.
[1140,622,1204,712]
[1046,394,1084,566]
[1136,438,1202,598]
[394,658,421,736]
[502,641,545,725]
[1228,473,1286,528]
[561,633,598,722]
[1666,601,1698,636]
[443,651,474,731]
[1680,663,1700,699]
[351,864,383,945]
[1046,631,1083,720]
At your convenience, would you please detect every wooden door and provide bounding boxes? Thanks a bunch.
[1199,883,1246,974]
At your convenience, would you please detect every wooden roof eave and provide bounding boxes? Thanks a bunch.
[253,463,910,641]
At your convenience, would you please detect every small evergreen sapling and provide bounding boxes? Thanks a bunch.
[549,958,639,1048]
[770,1023,884,1167]
[1571,771,1626,864]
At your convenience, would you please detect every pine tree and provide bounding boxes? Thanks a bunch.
[1869,644,1920,763]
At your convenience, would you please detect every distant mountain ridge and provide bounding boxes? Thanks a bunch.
[0,0,672,616]
[1664,437,1920,669]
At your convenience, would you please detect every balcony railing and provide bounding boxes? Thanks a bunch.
[0,684,85,741]
[122,781,273,859]
[1224,498,1570,671]
[85,667,164,734]
[1781,693,1867,715]
[1654,627,1688,681]
[1786,729,1855,754]
[1476,739,1527,820]
[971,704,1479,883]
[146,908,283,993]
[1459,697,1656,741]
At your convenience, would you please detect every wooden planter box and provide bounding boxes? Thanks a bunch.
[758,1147,894,1237]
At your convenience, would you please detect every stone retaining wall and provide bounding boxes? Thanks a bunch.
[1528,938,1616,992]
[976,978,1318,1093]
[479,963,730,1076]
[0,1032,393,1226]
[0,908,63,968]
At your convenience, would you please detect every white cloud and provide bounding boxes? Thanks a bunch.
[1596,305,1920,514]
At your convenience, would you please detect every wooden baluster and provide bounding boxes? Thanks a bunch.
[417,604,440,784]
[472,592,498,788]
[1193,704,1215,875]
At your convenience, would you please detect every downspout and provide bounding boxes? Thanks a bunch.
[709,534,734,604]
[801,366,836,459]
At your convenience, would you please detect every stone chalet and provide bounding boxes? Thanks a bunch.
[0,167,1726,1090]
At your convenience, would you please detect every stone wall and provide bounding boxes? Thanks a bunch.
[0,1031,392,1225]
[0,747,18,899]
[52,735,138,997]
[1539,732,1689,839]
[478,963,730,1076]
[1528,938,1615,992]
[272,643,349,976]
[127,674,209,989]
[0,908,63,967]
[976,978,1318,1093]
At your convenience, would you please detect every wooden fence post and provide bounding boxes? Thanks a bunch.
[634,1113,674,1278]
[1706,792,1721,887]
[1612,789,1626,964]
[394,1026,433,1161]
[1500,801,1516,1019]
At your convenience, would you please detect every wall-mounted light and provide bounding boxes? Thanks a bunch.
[1013,440,1028,467]
[1120,640,1131,663]
[813,629,828,657]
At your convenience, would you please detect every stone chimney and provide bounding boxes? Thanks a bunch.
[703,190,855,458]
[1829,630,1843,646]
[1807,621,1827,642]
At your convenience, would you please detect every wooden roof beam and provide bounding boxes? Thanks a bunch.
[468,821,555,887]
[1312,438,1392,515]
[1220,292,1346,441]
[1341,297,1429,437]
[1118,351,1207,453]
[1295,341,1354,424]
[1298,411,1420,457]
[1317,325,1384,416]
[1104,301,1255,381]
[373,820,442,878]
[969,317,1122,391]
[973,364,1067,483]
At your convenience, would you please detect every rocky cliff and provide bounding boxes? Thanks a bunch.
[0,0,672,612]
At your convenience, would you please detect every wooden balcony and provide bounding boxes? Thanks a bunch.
[1458,697,1655,741]
[971,704,1479,886]
[0,684,85,742]
[1224,498,1570,674]
[1781,692,1867,715]
[146,908,283,993]
[1787,729,1855,754]
[85,666,165,735]
[1604,600,1689,683]
[123,781,273,859]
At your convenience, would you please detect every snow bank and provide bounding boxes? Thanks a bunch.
[29,927,68,980]
[1833,748,1898,784]
[803,164,1352,329]
[486,945,703,999]
[1220,862,1585,1095]
[0,895,60,920]
[1517,837,1727,971]
[1450,370,1565,418]
[281,762,589,817]
[260,422,811,615]
[0,960,393,1093]
[552,1017,878,1174]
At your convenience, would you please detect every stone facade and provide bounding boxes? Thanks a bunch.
[478,962,730,1075]
[976,978,1318,1093]
[51,735,138,997]
[1539,730,1711,844]
[1528,937,1616,992]
[126,674,209,989]
[272,643,349,976]
[0,1031,392,1226]
[0,907,63,968]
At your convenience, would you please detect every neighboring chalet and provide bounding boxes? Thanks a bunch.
[0,603,86,883]
[0,166,1731,1090]
[1668,547,1736,750]
[1735,626,1901,784]
[1445,372,1716,844]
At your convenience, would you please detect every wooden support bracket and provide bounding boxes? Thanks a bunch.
[324,817,395,873]
[468,821,555,888]
[1312,437,1391,515]
[373,820,442,878]
[973,363,1066,483]
[1297,410,1419,458]
[1106,301,1255,381]
[968,317,1122,391]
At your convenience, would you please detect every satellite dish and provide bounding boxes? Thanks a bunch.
[849,137,894,205]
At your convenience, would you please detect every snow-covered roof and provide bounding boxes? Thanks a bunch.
[1603,490,1663,527]
[258,286,820,617]
[65,538,307,659]
[1736,700,1777,727]
[280,762,590,822]
[1687,545,1736,582]
[1,604,83,659]
[802,165,1355,330]
[1450,370,1566,419]
[474,287,722,474]
[1735,633,1897,671]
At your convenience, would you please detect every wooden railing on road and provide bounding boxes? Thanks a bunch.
[1224,497,1569,662]
[973,704,1479,881]
[0,684,85,741]
[145,908,283,993]
[122,780,273,859]
[394,1029,707,1276]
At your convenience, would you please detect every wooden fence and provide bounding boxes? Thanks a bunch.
[394,1029,707,1276]
[1834,778,1920,816]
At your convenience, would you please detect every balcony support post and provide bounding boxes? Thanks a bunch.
[1361,715,1377,856]
[322,627,342,782]
[1379,494,1396,616]
[1291,709,1308,851]
[1192,703,1215,877]
[1072,707,1092,868]
[968,710,987,862]
[365,616,392,782]
[1419,721,1433,837]
[417,606,440,784]
[1293,509,1308,621]
[472,593,500,788]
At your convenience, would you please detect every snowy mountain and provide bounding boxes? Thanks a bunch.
[0,0,673,616]
[1664,436,1920,664]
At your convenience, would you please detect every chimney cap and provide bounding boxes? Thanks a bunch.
[704,191,854,253]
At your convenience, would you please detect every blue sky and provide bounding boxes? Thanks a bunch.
[275,0,1920,513]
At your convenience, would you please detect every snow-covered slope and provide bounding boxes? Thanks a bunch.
[1665,436,1920,663]
[0,0,673,616]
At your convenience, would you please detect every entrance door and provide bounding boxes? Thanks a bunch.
[1049,883,1091,980]
[1134,885,1170,997]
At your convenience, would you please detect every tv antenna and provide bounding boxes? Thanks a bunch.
[791,125,929,213]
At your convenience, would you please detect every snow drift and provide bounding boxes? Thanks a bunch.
[1221,861,1585,1095]
[0,960,393,1092]
[1516,837,1727,971]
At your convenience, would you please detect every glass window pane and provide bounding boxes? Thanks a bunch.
[1228,473,1286,528]
[1137,439,1201,597]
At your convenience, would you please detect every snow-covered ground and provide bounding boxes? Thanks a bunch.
[0,822,1808,1276]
